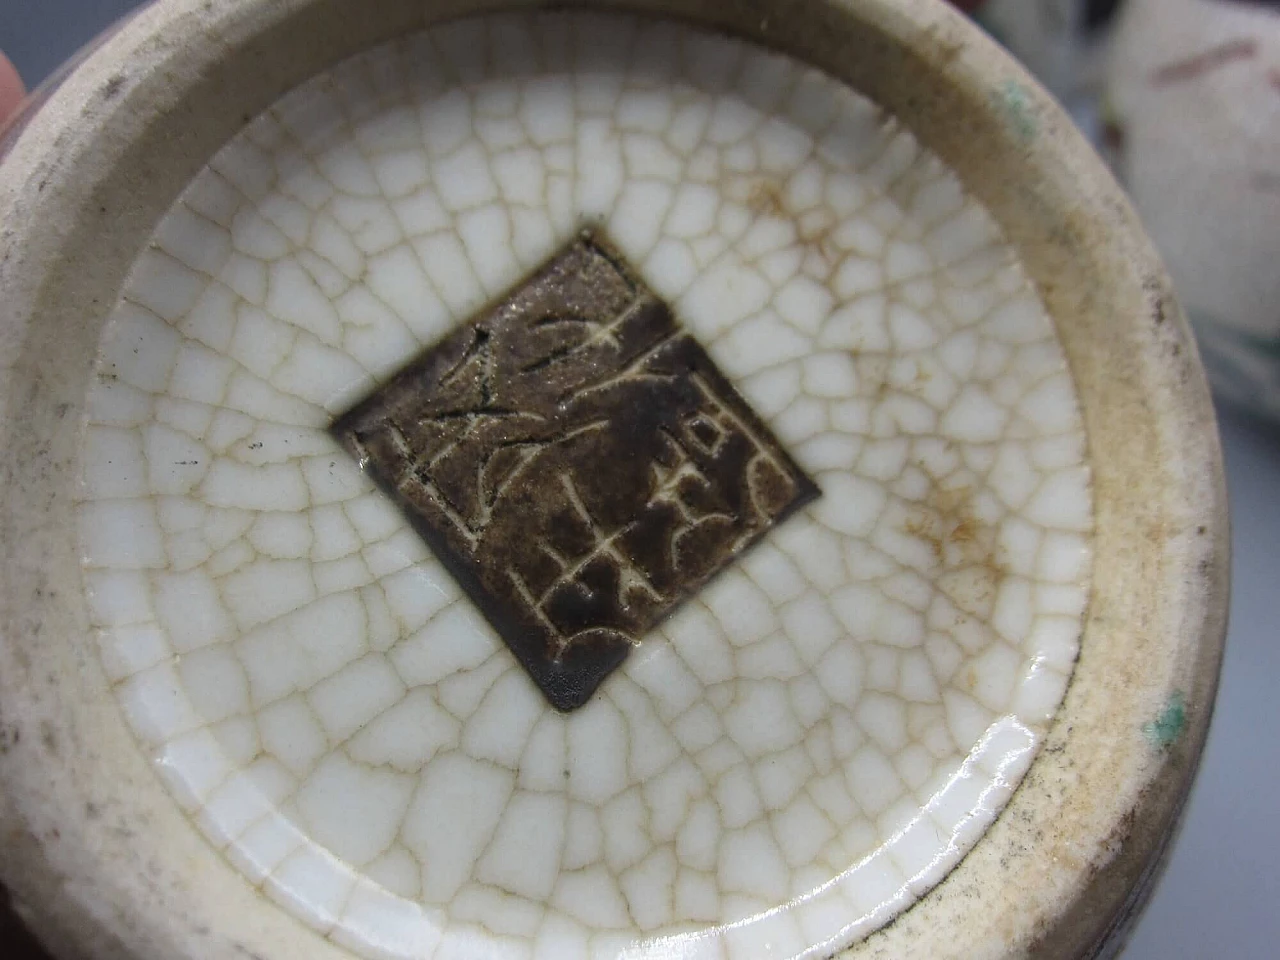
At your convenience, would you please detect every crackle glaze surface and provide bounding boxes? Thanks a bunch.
[75,13,1092,960]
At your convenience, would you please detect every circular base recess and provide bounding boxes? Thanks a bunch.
[75,12,1090,959]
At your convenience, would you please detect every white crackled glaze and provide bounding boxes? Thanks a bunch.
[76,13,1092,960]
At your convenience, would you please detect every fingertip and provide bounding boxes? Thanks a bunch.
[0,51,27,123]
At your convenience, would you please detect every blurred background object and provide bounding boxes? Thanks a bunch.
[1108,0,1280,421]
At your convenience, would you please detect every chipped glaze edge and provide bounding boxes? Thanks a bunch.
[0,2,1227,960]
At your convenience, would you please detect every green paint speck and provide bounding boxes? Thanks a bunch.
[1144,691,1187,748]
[996,80,1038,144]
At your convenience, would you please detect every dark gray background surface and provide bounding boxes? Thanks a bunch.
[2,2,1277,956]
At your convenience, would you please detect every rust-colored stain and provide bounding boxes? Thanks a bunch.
[905,478,1005,616]
[906,483,986,563]
[745,178,840,262]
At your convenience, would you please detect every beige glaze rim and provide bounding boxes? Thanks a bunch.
[0,1,1228,959]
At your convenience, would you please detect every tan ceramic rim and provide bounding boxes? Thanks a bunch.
[0,2,1228,959]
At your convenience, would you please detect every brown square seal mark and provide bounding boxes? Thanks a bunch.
[332,232,819,710]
